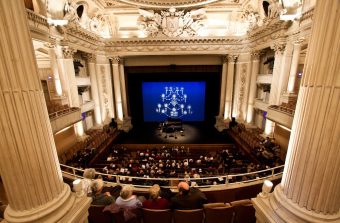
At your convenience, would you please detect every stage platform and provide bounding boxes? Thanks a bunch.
[115,122,232,144]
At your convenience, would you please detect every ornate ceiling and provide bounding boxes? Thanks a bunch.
[104,0,241,8]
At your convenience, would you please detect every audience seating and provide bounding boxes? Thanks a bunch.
[204,205,234,223]
[173,209,204,223]
[142,208,172,223]
[230,199,256,223]
[88,200,257,223]
[88,205,113,223]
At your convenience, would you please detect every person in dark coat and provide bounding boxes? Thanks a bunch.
[171,182,207,210]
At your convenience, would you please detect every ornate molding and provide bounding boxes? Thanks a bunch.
[26,9,48,27]
[137,7,206,38]
[104,37,247,55]
[105,0,222,8]
[222,55,228,64]
[237,64,247,120]
[62,46,76,59]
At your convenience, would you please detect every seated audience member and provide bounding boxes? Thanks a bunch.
[115,185,142,208]
[143,184,170,209]
[171,181,207,210]
[82,168,96,196]
[91,179,115,205]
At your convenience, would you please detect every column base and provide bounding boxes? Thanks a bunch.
[252,184,340,223]
[214,115,228,132]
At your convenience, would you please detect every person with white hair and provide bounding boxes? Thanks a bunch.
[91,179,115,205]
[142,184,170,209]
[82,168,96,196]
[115,185,142,208]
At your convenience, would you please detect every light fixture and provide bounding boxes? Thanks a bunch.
[260,180,273,198]
[73,179,84,197]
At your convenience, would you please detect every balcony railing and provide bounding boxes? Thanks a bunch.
[49,107,82,133]
[60,164,284,191]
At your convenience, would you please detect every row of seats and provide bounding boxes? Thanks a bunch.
[88,199,255,223]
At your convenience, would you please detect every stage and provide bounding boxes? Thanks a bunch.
[115,122,232,144]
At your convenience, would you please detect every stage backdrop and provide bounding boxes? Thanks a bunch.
[142,81,206,122]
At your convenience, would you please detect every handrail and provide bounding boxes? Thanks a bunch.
[60,164,284,189]
[268,105,295,116]
[49,107,81,120]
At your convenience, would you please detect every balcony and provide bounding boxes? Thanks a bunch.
[254,99,269,112]
[26,9,49,40]
[256,74,272,84]
[266,105,294,129]
[76,76,91,86]
[49,108,82,134]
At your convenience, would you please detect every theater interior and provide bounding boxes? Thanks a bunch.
[0,0,339,222]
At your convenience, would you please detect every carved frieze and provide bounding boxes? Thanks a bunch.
[137,7,206,38]
[237,64,247,120]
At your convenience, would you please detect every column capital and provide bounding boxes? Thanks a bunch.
[251,51,262,60]
[110,56,123,65]
[83,53,96,63]
[62,46,76,59]
[293,37,305,45]
[271,42,286,54]
[221,55,228,64]
[227,55,238,63]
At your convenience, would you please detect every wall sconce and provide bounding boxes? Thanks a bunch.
[73,179,84,197]
[260,180,273,198]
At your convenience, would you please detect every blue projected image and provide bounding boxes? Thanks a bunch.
[142,82,206,122]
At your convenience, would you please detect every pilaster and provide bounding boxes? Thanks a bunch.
[215,55,228,131]
[224,55,238,121]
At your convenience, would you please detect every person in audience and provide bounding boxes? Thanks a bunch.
[82,168,96,196]
[143,184,170,209]
[91,179,115,205]
[115,185,142,208]
[171,181,207,209]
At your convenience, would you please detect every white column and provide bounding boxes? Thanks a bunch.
[246,51,261,124]
[45,42,63,96]
[253,0,340,222]
[264,43,286,136]
[215,56,228,131]
[219,56,228,116]
[87,53,102,126]
[224,55,238,120]
[278,42,294,98]
[287,40,303,93]
[119,60,128,118]
[0,0,90,222]
[111,57,123,122]
[59,46,84,137]
[96,55,114,124]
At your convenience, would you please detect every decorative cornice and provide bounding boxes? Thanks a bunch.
[106,0,222,9]
[26,9,48,27]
